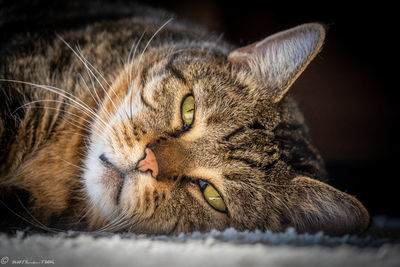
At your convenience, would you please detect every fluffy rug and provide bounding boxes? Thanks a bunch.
[1,216,400,267]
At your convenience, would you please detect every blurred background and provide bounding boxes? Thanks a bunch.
[138,0,399,217]
[1,0,398,218]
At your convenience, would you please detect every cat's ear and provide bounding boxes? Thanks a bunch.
[228,23,325,103]
[282,176,370,236]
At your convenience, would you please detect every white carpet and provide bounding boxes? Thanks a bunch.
[1,217,400,267]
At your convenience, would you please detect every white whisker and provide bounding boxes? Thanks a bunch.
[129,18,172,118]
[0,79,108,129]
[132,18,173,85]
[99,213,130,232]
[75,44,122,109]
[127,30,146,83]
[1,79,94,116]
[13,99,105,131]
[0,198,60,233]
[19,103,106,141]
[56,35,119,115]
[78,73,101,109]
[15,194,66,233]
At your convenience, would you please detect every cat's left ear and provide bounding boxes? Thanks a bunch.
[228,23,325,103]
[282,176,370,236]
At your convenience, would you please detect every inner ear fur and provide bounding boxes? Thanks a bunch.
[228,23,325,103]
[283,176,370,236]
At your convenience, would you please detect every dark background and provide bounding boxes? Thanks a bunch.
[138,0,399,217]
[1,0,398,218]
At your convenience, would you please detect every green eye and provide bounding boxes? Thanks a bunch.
[199,181,227,213]
[181,95,195,127]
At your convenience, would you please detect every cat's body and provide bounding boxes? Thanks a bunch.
[0,2,369,235]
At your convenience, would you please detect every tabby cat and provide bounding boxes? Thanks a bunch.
[0,2,369,236]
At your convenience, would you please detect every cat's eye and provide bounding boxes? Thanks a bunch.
[198,180,227,213]
[181,95,195,128]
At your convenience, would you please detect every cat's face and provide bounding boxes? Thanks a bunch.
[84,48,260,233]
[82,23,370,235]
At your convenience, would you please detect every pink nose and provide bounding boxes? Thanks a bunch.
[137,148,159,178]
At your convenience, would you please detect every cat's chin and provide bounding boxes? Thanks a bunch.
[82,150,119,217]
[82,150,154,220]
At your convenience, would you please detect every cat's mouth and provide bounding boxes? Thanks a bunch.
[99,153,125,203]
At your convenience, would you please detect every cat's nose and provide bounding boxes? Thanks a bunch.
[137,148,159,178]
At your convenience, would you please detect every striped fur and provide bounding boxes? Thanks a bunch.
[0,5,369,235]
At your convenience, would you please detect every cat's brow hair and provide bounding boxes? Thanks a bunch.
[165,53,189,85]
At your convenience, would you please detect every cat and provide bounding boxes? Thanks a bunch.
[0,2,369,236]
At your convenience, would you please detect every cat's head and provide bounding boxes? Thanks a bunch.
[82,23,369,236]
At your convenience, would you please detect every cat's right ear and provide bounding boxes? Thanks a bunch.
[228,23,325,103]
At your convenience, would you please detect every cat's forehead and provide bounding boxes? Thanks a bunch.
[142,47,230,81]
[129,47,280,143]
[139,49,253,111]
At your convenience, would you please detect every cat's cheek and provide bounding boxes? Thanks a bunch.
[118,177,139,214]
[118,173,160,216]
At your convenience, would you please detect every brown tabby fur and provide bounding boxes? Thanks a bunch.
[0,2,369,235]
